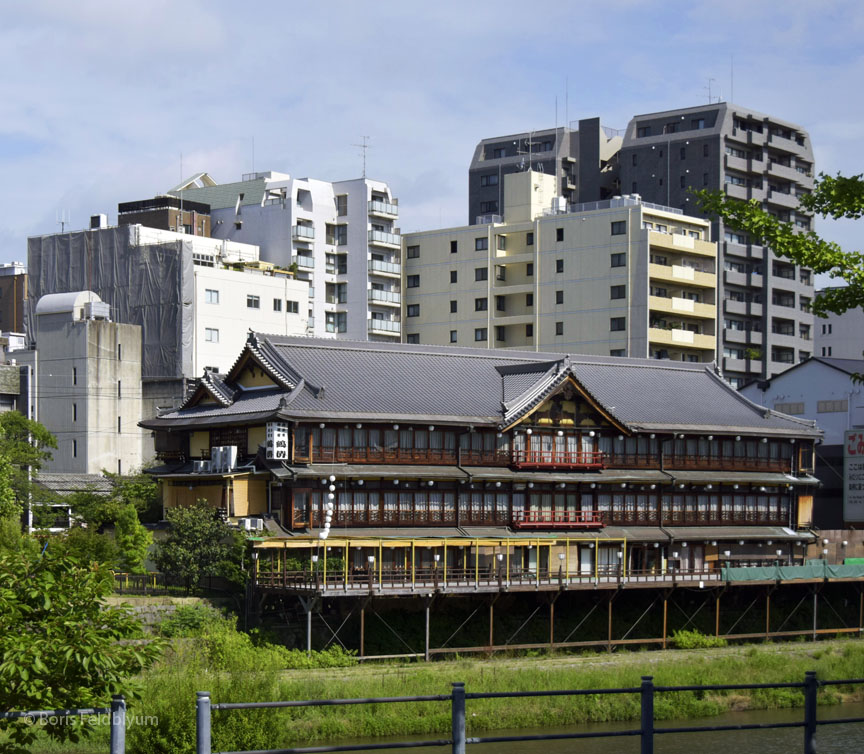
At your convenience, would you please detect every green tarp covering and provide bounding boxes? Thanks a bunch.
[722,563,864,581]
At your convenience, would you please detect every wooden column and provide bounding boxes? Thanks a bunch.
[765,589,771,639]
[715,593,721,637]
[360,605,365,659]
[662,596,668,650]
[488,599,495,652]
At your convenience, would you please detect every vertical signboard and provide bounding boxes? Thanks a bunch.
[266,421,289,461]
[844,430,864,523]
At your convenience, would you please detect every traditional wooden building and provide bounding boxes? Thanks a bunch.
[144,333,822,578]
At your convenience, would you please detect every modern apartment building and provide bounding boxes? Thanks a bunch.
[0,262,27,332]
[404,170,717,362]
[169,171,402,341]
[618,103,816,386]
[814,287,864,360]
[468,118,622,225]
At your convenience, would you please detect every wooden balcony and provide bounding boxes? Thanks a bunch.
[513,510,605,530]
[294,446,509,467]
[665,455,792,473]
[511,449,605,470]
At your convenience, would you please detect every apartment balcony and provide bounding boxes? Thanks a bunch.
[746,130,766,147]
[766,189,799,211]
[368,199,399,218]
[511,449,606,472]
[649,263,716,289]
[367,318,401,336]
[292,225,315,241]
[724,328,763,346]
[368,230,401,248]
[649,295,716,321]
[295,255,315,269]
[490,313,533,326]
[723,299,763,318]
[767,132,802,154]
[368,259,401,278]
[648,231,716,258]
[724,154,752,173]
[648,328,715,351]
[723,356,762,374]
[724,182,749,201]
[367,289,401,306]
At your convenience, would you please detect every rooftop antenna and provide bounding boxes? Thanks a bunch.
[516,131,535,172]
[56,210,69,232]
[179,152,183,225]
[353,136,370,178]
[706,78,717,104]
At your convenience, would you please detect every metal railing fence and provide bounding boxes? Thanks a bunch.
[195,672,864,754]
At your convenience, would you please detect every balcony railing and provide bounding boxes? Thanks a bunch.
[368,289,401,304]
[368,259,401,276]
[292,225,315,240]
[368,200,398,217]
[367,319,401,334]
[295,255,314,269]
[511,449,606,470]
[368,230,401,247]
[513,510,605,529]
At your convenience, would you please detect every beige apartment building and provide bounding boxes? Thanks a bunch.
[403,171,717,362]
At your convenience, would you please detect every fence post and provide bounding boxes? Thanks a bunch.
[803,671,818,754]
[196,692,211,754]
[451,682,466,754]
[110,695,126,754]
[640,675,654,754]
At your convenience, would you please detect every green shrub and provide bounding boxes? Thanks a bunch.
[670,629,727,649]
[157,604,228,637]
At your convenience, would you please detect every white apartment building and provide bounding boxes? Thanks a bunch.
[403,170,718,363]
[170,171,402,341]
[814,287,864,360]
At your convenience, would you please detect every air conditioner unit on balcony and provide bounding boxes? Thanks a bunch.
[223,446,238,471]
[255,518,264,531]
[210,446,223,471]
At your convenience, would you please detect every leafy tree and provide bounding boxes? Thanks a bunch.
[0,550,161,754]
[153,501,246,591]
[114,503,153,573]
[105,470,162,523]
[696,172,864,318]
[0,412,56,510]
[48,526,119,567]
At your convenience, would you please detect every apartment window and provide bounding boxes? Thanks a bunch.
[555,321,564,336]
[610,349,626,357]
[73,367,77,385]
[117,343,122,361]
[73,439,77,458]
[637,125,651,138]
[818,399,848,413]
[610,284,626,299]
[611,253,626,267]
[326,312,347,333]
[73,403,77,422]
[526,231,534,246]
[450,240,458,254]
[273,298,282,312]
[556,228,564,242]
[475,297,488,312]
[480,173,499,187]
[117,416,121,434]
[822,323,832,335]
[703,172,709,187]
[450,300,458,313]
[450,330,457,343]
[247,295,260,309]
[496,235,506,250]
[475,267,488,281]
[525,324,533,337]
[495,326,506,342]
[335,194,347,216]
[406,245,420,258]
[556,259,564,273]
[450,270,458,283]
[610,317,626,331]
[526,262,534,276]
[495,265,506,281]
[632,153,638,167]
[822,346,832,357]
[205,289,219,304]
[555,290,564,305]
[475,237,489,251]
[287,300,299,314]
[205,328,219,342]
[632,182,638,193]
[474,328,487,342]
[406,334,420,344]
[407,304,420,317]
[680,175,686,188]
[495,295,506,311]
[526,293,534,307]
[117,380,121,399]
[703,143,709,157]
[407,274,420,288]
[775,402,805,415]
[664,122,678,134]
[692,118,705,130]
[679,146,686,160]
[611,221,626,235]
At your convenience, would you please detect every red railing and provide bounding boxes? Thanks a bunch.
[511,450,605,470]
[513,510,605,529]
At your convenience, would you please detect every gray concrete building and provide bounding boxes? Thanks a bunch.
[468,118,622,226]
[814,288,864,360]
[618,103,816,387]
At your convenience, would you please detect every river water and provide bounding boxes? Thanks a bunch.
[337,701,864,753]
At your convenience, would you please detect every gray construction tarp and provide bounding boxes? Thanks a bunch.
[722,562,864,582]
[27,225,193,380]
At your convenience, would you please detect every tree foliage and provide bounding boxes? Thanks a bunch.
[114,503,153,573]
[0,413,56,519]
[153,501,246,591]
[697,173,864,320]
[0,550,161,753]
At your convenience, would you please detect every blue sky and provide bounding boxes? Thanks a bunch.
[1,0,862,284]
